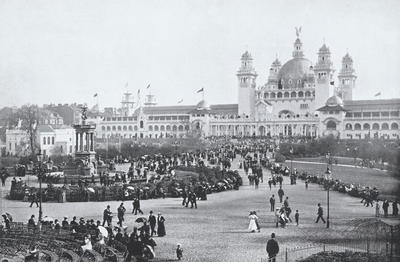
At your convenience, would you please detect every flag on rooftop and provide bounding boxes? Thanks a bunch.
[374,92,381,97]
[93,93,98,97]
[146,84,151,89]
[197,87,204,93]
[177,99,183,104]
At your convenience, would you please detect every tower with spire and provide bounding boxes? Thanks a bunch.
[267,58,281,87]
[121,92,135,116]
[337,53,357,101]
[314,43,335,110]
[237,51,257,118]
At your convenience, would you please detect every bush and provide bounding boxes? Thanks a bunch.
[274,153,286,163]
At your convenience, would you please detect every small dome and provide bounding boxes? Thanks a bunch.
[196,100,210,110]
[326,95,343,107]
[342,53,353,63]
[241,51,252,60]
[272,58,281,67]
[319,44,330,53]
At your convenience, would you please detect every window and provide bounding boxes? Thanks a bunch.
[160,126,165,131]
[391,123,399,130]
[117,126,121,131]
[101,126,105,131]
[166,125,171,131]
[107,126,111,131]
[372,123,379,130]
[123,126,127,131]
[134,126,138,131]
[363,112,371,117]
[52,137,54,145]
[345,112,353,117]
[43,137,46,145]
[298,91,304,98]
[327,120,336,130]
[354,123,361,130]
[149,125,153,131]
[284,92,289,98]
[270,93,276,98]
[353,112,362,118]
[277,92,282,98]
[291,92,296,98]
[128,126,133,131]
[372,112,380,117]
[381,112,389,117]
[178,125,184,131]
[47,137,50,144]
[140,121,144,128]
[382,123,389,130]
[305,91,311,97]
[363,123,370,130]
[300,104,309,109]
[154,125,159,131]
[112,126,116,131]
[390,111,399,117]
[345,123,352,130]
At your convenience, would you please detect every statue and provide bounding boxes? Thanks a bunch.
[295,26,302,38]
[81,105,88,121]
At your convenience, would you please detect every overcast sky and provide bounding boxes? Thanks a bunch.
[0,0,399,109]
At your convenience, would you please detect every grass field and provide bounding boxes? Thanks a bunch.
[285,160,399,200]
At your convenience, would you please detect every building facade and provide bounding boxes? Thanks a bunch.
[94,30,399,140]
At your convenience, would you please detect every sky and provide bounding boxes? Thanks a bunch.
[0,0,399,109]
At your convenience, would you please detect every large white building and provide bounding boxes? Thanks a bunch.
[95,30,400,140]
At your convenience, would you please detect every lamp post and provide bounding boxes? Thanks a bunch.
[35,150,46,224]
[325,153,332,229]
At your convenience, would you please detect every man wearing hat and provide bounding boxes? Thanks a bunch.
[70,216,78,232]
[103,205,112,226]
[117,202,126,227]
[266,233,279,262]
[62,217,69,230]
[148,211,157,236]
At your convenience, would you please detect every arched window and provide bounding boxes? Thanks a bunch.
[128,126,133,131]
[134,126,138,131]
[298,91,304,97]
[264,93,269,99]
[160,126,165,131]
[363,123,370,130]
[277,92,282,98]
[117,126,121,131]
[305,91,311,97]
[354,123,361,130]
[270,92,276,98]
[172,125,177,131]
[43,137,46,145]
[123,126,127,131]
[372,123,379,130]
[345,123,352,130]
[284,92,289,98]
[178,125,184,131]
[101,126,106,131]
[185,125,190,130]
[154,125,159,131]
[47,137,50,144]
[166,125,171,131]
[140,121,144,128]
[391,123,399,130]
[288,79,292,85]
[382,123,389,130]
[107,126,111,131]
[148,125,153,131]
[291,92,296,98]
[327,120,336,130]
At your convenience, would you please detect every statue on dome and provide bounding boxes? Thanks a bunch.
[295,26,302,37]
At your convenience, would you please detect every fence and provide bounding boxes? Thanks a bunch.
[260,239,398,262]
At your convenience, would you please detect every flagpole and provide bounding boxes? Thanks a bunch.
[202,88,205,101]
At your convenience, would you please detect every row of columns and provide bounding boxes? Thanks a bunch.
[210,123,318,137]
[75,131,95,152]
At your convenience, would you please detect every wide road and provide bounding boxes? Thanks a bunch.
[0,157,377,262]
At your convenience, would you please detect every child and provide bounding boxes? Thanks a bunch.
[176,243,183,260]
[295,210,299,226]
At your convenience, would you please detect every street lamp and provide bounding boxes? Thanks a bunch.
[34,150,46,224]
[325,164,332,229]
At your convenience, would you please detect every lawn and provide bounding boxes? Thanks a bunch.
[285,160,399,200]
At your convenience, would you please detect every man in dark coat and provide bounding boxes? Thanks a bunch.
[132,198,144,215]
[277,187,284,203]
[315,203,326,224]
[266,233,279,262]
[102,205,112,226]
[117,202,126,227]
[269,195,275,212]
[148,210,157,236]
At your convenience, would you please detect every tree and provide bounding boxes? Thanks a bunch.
[12,105,40,157]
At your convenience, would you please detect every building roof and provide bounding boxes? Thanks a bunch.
[344,99,400,111]
[37,125,54,133]
[136,103,239,116]
[277,57,314,85]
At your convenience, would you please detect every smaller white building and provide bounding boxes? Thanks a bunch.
[6,125,75,157]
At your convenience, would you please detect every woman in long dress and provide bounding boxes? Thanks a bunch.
[157,213,166,237]
[248,211,260,233]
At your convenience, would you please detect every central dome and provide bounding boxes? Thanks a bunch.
[277,58,314,89]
